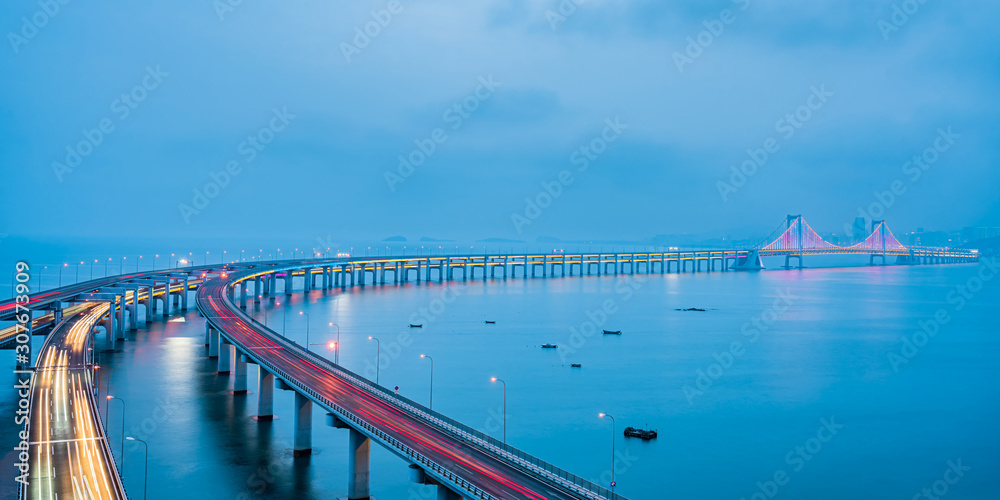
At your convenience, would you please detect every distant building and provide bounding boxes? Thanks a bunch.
[852,217,867,243]
[962,226,1000,243]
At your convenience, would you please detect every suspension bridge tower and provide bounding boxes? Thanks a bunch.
[783,214,804,269]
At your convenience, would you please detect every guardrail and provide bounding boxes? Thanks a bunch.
[214,267,625,500]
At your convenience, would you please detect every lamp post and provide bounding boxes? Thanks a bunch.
[329,323,340,364]
[120,257,126,274]
[91,259,97,280]
[490,377,507,443]
[368,336,380,384]
[76,262,84,283]
[136,255,142,272]
[125,437,148,500]
[107,395,126,466]
[300,311,310,350]
[106,258,111,277]
[59,263,67,286]
[420,354,433,411]
[599,413,617,498]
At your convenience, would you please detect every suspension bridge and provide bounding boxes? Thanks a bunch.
[732,215,978,270]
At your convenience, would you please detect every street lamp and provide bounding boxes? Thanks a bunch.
[420,354,433,411]
[490,377,507,443]
[300,311,310,349]
[107,395,126,467]
[368,336,380,384]
[125,437,148,500]
[76,261,84,283]
[120,257,126,274]
[106,258,111,277]
[136,255,142,272]
[329,323,340,364]
[599,413,617,498]
[91,259,98,280]
[59,263,67,286]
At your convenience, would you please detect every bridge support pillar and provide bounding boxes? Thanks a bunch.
[208,327,219,357]
[348,428,371,499]
[182,276,190,311]
[233,351,248,394]
[240,282,248,310]
[163,279,172,318]
[257,368,274,419]
[115,297,125,340]
[294,391,312,456]
[285,272,293,295]
[218,338,231,374]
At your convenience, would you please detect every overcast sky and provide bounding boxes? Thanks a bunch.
[2,0,998,245]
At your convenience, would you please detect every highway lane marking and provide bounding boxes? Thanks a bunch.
[30,437,104,445]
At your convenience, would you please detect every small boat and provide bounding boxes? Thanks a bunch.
[570,363,582,368]
[602,330,622,335]
[409,324,423,328]
[541,343,557,349]
[675,307,706,312]
[624,426,657,440]
[485,320,496,324]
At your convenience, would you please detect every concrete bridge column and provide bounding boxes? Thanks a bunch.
[163,280,171,318]
[208,327,219,357]
[294,391,312,456]
[254,277,262,303]
[115,297,125,340]
[233,350,248,394]
[218,337,231,374]
[425,259,432,282]
[103,306,116,351]
[285,271,293,295]
[348,428,371,499]
[204,323,211,346]
[323,267,329,289]
[257,368,274,419]
[182,276,190,311]
[240,282,248,309]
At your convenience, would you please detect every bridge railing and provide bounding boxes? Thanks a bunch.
[223,269,623,500]
[202,302,500,499]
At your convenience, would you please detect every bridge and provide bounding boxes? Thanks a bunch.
[1,216,978,499]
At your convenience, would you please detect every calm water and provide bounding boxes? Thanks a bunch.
[3,260,999,499]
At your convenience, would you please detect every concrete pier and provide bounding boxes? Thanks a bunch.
[294,391,312,456]
[208,328,219,358]
[218,338,231,374]
[233,351,248,394]
[257,368,274,419]
[348,428,371,499]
